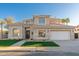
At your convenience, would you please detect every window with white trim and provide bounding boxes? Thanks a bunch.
[38,17,45,25]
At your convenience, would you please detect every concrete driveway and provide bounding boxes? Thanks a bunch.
[54,39,79,47]
[53,39,79,54]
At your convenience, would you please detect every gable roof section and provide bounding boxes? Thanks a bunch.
[8,22,22,26]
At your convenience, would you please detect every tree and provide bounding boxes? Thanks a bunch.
[0,16,14,39]
[4,16,14,29]
[5,16,14,24]
[65,18,70,25]
[61,18,70,25]
[61,19,66,24]
[0,19,5,39]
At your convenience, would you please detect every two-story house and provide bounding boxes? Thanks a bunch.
[8,15,75,40]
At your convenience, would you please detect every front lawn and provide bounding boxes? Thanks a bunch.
[0,40,20,46]
[22,41,59,47]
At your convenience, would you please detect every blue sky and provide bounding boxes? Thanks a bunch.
[0,3,79,26]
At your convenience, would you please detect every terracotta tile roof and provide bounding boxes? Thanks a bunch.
[76,25,79,27]
[8,22,22,26]
[34,25,75,29]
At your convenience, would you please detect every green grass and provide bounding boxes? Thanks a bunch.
[0,40,20,46]
[22,41,59,47]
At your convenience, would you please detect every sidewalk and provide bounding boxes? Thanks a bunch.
[0,47,79,54]
[11,40,26,46]
[0,47,60,51]
[0,47,79,56]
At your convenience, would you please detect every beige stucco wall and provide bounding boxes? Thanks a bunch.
[70,29,74,40]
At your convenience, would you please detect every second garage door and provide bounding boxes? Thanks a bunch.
[49,31,70,40]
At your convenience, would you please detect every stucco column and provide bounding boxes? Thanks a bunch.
[45,29,49,40]
[70,29,74,40]
[8,26,13,39]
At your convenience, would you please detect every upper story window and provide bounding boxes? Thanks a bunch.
[38,17,45,25]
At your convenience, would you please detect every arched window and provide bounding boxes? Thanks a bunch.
[13,28,20,37]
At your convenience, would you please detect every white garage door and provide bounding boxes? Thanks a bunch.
[49,31,70,40]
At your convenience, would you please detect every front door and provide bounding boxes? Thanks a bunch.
[25,30,30,39]
[74,33,78,39]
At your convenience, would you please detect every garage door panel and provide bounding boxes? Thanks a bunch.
[49,31,70,40]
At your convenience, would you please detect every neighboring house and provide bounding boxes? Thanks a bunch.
[74,25,79,39]
[0,29,8,39]
[8,15,75,40]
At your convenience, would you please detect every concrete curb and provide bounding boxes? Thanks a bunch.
[0,47,60,52]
